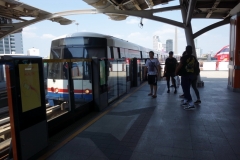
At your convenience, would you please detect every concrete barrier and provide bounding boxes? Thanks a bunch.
[218,62,228,70]
[202,62,216,70]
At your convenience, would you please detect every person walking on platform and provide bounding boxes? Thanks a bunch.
[144,51,161,98]
[191,59,201,104]
[175,45,199,110]
[178,51,201,104]
[178,51,187,98]
[164,51,177,94]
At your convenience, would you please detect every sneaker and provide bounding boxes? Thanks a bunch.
[184,105,195,110]
[167,90,170,93]
[179,94,184,98]
[181,102,188,107]
[194,100,201,104]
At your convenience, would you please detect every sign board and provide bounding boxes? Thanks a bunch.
[3,56,48,160]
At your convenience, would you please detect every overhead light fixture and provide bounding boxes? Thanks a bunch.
[138,18,143,28]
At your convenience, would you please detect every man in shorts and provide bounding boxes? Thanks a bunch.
[144,51,161,98]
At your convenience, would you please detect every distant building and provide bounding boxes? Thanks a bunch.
[153,35,165,52]
[162,44,166,52]
[0,18,23,54]
[166,39,173,53]
[153,35,160,51]
[27,48,40,56]
[196,48,202,57]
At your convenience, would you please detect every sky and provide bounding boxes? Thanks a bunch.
[19,0,230,57]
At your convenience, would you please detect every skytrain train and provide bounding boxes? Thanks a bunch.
[46,32,180,106]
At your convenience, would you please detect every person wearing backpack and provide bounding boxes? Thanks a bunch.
[175,45,197,110]
[177,51,201,105]
[144,51,161,98]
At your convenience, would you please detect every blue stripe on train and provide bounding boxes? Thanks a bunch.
[46,92,92,106]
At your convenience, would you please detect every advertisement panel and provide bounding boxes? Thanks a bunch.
[19,63,41,112]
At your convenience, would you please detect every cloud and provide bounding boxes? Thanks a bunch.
[23,26,37,31]
[126,18,148,24]
[22,26,38,38]
[122,25,188,54]
[126,18,139,24]
[41,34,56,39]
[112,34,124,39]
[126,32,152,48]
[22,32,38,38]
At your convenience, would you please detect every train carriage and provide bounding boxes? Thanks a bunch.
[46,32,175,106]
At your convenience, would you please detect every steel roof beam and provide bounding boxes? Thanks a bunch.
[230,2,240,16]
[131,0,142,10]
[52,6,183,27]
[186,0,197,27]
[0,9,101,39]
[193,18,230,38]
[145,0,154,9]
[206,0,221,18]
[97,7,183,27]
[107,0,125,10]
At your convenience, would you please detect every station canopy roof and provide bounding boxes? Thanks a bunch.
[83,0,240,20]
[0,0,72,37]
[0,0,240,37]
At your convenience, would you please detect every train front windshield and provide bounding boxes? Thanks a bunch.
[48,37,107,80]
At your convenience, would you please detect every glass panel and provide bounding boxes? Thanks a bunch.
[85,47,106,58]
[120,48,125,58]
[128,50,141,58]
[63,47,106,59]
[46,61,70,121]
[108,59,118,102]
[63,47,84,58]
[0,64,4,82]
[139,59,145,83]
[117,59,126,96]
[0,64,10,154]
[107,47,111,58]
[125,49,129,58]
[113,48,119,59]
[73,60,93,108]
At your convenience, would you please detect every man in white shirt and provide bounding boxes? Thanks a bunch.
[144,51,161,98]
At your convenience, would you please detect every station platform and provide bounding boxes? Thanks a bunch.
[37,71,240,160]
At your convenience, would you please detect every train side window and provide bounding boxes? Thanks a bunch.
[140,51,143,59]
[125,49,129,58]
[128,49,141,58]
[120,48,125,58]
[107,47,111,58]
[113,47,119,59]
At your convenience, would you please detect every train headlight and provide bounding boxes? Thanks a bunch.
[85,89,90,94]
[54,88,59,93]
